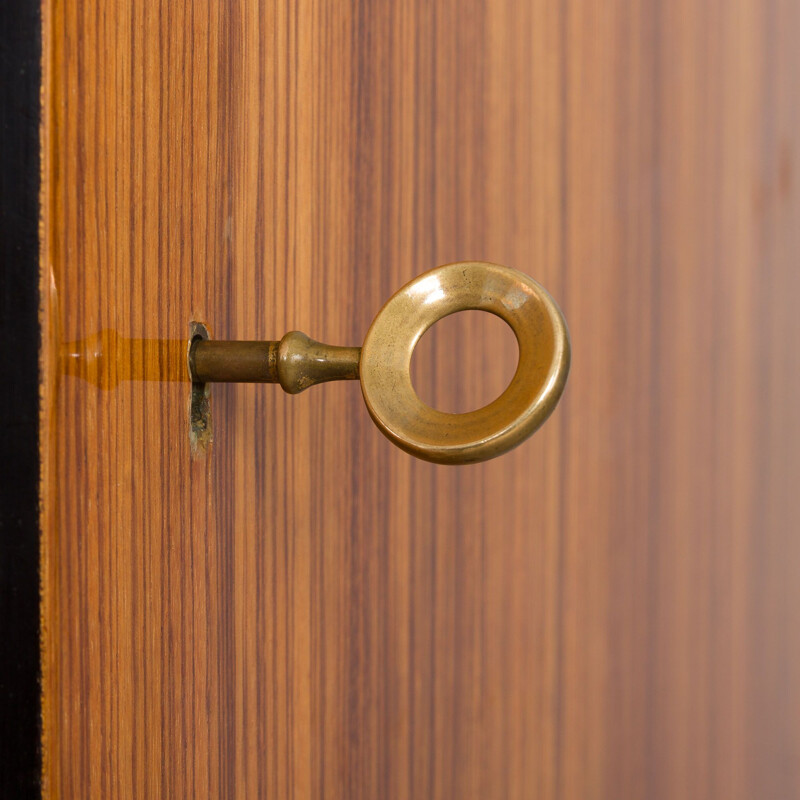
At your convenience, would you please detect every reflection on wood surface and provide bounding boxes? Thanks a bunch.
[61,331,188,388]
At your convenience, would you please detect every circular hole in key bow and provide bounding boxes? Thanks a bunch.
[410,310,519,414]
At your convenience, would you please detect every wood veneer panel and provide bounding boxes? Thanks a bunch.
[40,0,800,798]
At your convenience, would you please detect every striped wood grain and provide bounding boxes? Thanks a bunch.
[40,0,800,798]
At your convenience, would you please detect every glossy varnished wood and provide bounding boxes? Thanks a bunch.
[40,1,800,798]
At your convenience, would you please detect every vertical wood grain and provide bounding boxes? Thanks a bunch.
[40,0,800,798]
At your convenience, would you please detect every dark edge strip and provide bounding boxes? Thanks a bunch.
[0,0,42,795]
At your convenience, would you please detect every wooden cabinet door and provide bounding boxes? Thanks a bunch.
[40,1,800,798]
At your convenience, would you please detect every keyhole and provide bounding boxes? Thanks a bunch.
[411,310,519,414]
